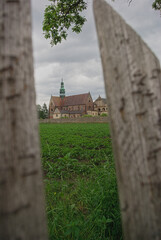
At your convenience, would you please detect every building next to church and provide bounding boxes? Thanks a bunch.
[94,96,108,115]
[49,80,94,119]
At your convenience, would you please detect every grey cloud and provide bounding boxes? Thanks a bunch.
[32,3,99,65]
[32,0,161,106]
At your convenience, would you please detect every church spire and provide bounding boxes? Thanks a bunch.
[60,78,65,99]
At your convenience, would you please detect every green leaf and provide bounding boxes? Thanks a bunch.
[43,0,87,45]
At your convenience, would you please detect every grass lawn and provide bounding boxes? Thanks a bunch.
[39,123,122,240]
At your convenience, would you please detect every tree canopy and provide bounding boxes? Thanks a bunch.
[152,0,161,11]
[43,0,161,46]
[37,103,49,119]
[43,0,87,46]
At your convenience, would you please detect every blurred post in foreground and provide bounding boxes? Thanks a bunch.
[0,0,48,239]
[94,0,161,239]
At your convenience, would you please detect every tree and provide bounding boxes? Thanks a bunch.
[37,104,44,119]
[43,0,87,45]
[42,103,49,119]
[43,0,161,46]
[37,103,49,119]
[152,0,161,11]
[0,0,47,239]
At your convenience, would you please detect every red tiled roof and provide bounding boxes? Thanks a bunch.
[62,93,91,106]
[52,93,92,107]
[51,96,61,106]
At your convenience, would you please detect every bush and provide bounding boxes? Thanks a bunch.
[61,116,69,119]
[82,114,93,118]
[101,113,108,117]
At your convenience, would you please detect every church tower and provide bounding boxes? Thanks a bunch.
[60,79,65,99]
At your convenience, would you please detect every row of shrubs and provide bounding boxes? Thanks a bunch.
[60,113,108,119]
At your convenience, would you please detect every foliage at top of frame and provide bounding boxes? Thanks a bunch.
[43,0,160,46]
[152,0,161,11]
[43,0,87,46]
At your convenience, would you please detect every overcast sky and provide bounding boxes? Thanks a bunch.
[31,0,161,106]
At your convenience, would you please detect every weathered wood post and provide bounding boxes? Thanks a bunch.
[0,0,48,239]
[94,0,161,239]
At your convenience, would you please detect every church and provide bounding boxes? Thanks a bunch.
[49,80,108,119]
[49,80,94,119]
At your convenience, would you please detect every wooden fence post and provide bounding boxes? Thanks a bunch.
[0,0,48,239]
[94,0,161,239]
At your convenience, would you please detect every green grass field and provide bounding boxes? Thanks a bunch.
[39,123,122,240]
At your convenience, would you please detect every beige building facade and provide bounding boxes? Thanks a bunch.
[94,96,108,115]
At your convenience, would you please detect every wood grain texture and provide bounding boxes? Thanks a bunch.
[0,0,48,239]
[93,0,161,239]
